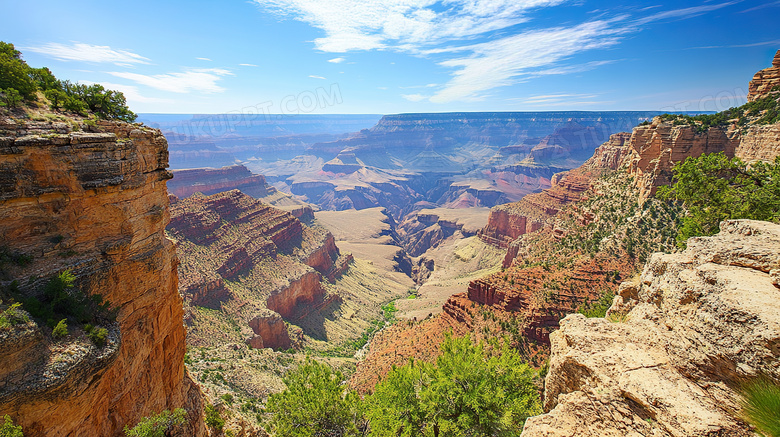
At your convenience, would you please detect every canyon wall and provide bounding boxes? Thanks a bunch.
[522,220,780,436]
[167,189,350,350]
[0,117,204,436]
[167,164,272,199]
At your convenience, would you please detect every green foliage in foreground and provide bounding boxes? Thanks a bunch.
[264,359,366,436]
[204,405,225,433]
[658,153,780,246]
[0,303,29,329]
[369,335,540,437]
[264,335,541,437]
[124,409,187,437]
[739,377,780,437]
[0,415,23,437]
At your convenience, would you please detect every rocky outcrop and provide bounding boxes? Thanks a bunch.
[523,220,780,437]
[0,117,204,436]
[747,49,780,102]
[168,165,273,199]
[246,312,291,350]
[623,119,739,200]
[736,122,780,162]
[266,271,325,320]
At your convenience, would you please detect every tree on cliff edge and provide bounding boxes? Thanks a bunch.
[659,152,780,246]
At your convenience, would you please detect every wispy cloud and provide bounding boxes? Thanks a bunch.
[401,93,428,102]
[685,39,780,50]
[513,93,600,104]
[633,1,737,25]
[240,63,259,67]
[309,74,327,79]
[24,42,150,65]
[196,57,212,61]
[430,21,623,103]
[741,1,780,13]
[327,57,346,63]
[253,1,741,103]
[254,0,567,52]
[108,68,233,93]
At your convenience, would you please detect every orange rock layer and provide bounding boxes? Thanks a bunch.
[0,118,204,436]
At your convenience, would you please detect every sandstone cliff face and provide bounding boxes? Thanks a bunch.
[523,220,780,436]
[0,117,204,436]
[623,119,739,200]
[168,165,272,199]
[748,50,780,102]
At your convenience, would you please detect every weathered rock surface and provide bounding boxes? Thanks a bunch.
[523,220,780,437]
[167,189,351,349]
[0,117,204,436]
[747,49,780,102]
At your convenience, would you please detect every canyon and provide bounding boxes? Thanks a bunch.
[0,115,204,436]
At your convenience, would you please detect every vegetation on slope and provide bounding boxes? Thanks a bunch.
[0,42,136,121]
[658,87,780,131]
[263,335,540,437]
[659,153,780,245]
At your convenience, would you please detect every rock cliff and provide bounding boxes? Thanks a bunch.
[167,164,273,199]
[523,220,780,436]
[0,116,204,436]
[748,49,780,102]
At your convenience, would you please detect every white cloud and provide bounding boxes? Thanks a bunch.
[196,57,213,61]
[309,75,327,79]
[401,93,428,102]
[634,1,736,25]
[430,21,623,103]
[254,1,740,103]
[254,0,567,52]
[327,57,346,63]
[24,42,150,65]
[108,68,233,93]
[240,63,259,67]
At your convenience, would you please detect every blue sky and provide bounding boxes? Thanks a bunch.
[2,0,778,114]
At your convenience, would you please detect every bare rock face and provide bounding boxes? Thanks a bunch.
[624,119,739,200]
[167,164,273,199]
[246,313,291,350]
[736,122,780,162]
[523,220,780,437]
[747,50,780,102]
[0,118,204,436]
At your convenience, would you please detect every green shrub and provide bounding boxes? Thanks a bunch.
[0,303,29,329]
[204,405,224,433]
[0,414,23,437]
[739,377,780,437]
[88,326,109,347]
[0,88,22,108]
[220,393,234,405]
[658,153,780,246]
[577,291,614,318]
[124,408,187,437]
[52,319,68,339]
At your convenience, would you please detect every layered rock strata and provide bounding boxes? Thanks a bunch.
[0,117,204,436]
[747,49,780,102]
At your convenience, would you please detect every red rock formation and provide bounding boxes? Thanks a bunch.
[266,272,325,320]
[622,119,738,200]
[246,313,291,350]
[747,49,780,102]
[0,117,204,436]
[167,165,273,199]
